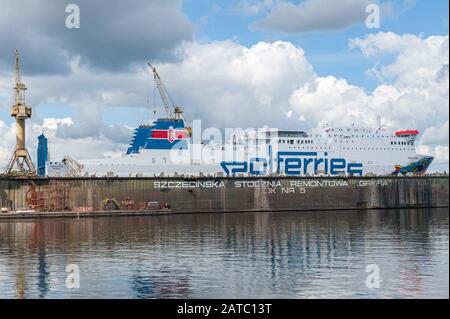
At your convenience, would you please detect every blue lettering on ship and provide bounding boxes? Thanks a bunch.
[220,151,363,176]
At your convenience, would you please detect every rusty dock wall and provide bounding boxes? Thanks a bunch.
[0,176,448,214]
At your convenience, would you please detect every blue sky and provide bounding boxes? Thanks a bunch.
[184,0,449,89]
[0,0,448,124]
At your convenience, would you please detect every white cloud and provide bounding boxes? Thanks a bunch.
[350,32,449,87]
[420,121,449,146]
[1,40,315,129]
[158,40,316,129]
[249,0,415,34]
[289,32,449,171]
[230,0,274,17]
[0,117,130,170]
[251,0,398,33]
[0,55,150,114]
[0,0,194,74]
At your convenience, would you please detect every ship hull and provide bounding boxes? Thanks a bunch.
[76,149,434,178]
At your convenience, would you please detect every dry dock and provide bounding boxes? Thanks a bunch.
[0,176,448,217]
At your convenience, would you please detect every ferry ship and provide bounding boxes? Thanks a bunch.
[44,65,433,178]
[63,117,432,178]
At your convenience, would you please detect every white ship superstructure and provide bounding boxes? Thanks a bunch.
[52,119,433,178]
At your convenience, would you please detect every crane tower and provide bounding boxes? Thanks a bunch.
[147,63,192,136]
[5,49,36,175]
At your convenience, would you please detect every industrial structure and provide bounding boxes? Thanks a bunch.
[148,63,192,135]
[5,49,36,176]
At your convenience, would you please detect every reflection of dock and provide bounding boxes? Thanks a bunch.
[0,209,171,220]
[0,208,445,298]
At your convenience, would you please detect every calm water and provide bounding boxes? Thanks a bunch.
[0,209,448,299]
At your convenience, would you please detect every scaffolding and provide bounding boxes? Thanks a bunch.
[26,181,70,212]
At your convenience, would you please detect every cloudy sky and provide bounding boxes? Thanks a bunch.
[0,0,448,171]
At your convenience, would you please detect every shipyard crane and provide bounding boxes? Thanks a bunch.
[61,155,84,177]
[5,49,36,176]
[148,63,173,119]
[147,63,192,136]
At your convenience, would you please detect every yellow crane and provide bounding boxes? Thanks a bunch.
[5,49,36,175]
[147,63,192,136]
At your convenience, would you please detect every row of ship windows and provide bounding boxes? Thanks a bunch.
[278,140,313,144]
[391,141,413,145]
[278,139,413,145]
[341,147,415,151]
[329,135,395,138]
[329,128,368,132]
[341,140,414,145]
[281,135,405,139]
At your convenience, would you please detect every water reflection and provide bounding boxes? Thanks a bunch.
[0,209,448,299]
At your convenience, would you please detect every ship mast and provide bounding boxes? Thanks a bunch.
[5,49,36,176]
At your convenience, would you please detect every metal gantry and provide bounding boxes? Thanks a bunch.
[5,49,36,176]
